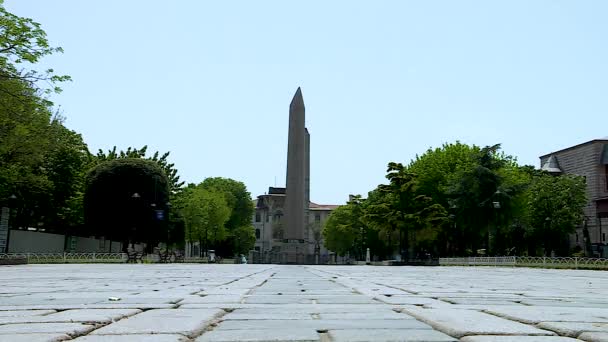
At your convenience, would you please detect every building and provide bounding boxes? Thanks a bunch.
[539,139,608,257]
[252,187,338,263]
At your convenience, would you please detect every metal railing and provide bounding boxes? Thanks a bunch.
[0,253,126,263]
[439,256,608,270]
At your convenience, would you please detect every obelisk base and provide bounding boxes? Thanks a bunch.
[274,239,310,264]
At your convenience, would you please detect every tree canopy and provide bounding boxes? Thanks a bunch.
[84,158,170,249]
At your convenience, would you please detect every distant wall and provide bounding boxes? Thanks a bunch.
[9,230,64,253]
[7,230,139,253]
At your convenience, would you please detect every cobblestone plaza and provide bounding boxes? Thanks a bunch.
[1,265,608,341]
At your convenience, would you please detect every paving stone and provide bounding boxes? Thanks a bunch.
[0,303,176,311]
[374,296,449,305]
[484,306,608,324]
[318,311,412,320]
[579,332,608,342]
[327,329,457,341]
[72,335,187,341]
[180,295,243,304]
[403,308,554,338]
[460,337,580,342]
[222,312,313,320]
[0,333,71,342]
[196,329,320,341]
[0,322,95,335]
[538,321,608,337]
[0,310,56,317]
[48,308,140,322]
[216,319,432,330]
[2,264,608,342]
[438,298,520,305]
[90,308,222,337]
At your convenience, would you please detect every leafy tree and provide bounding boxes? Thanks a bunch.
[524,173,587,256]
[180,187,230,257]
[84,158,170,251]
[0,0,70,97]
[199,177,253,230]
[366,163,447,260]
[198,177,255,256]
[94,146,184,195]
[232,224,256,256]
[41,117,90,231]
[323,204,358,256]
[446,144,527,255]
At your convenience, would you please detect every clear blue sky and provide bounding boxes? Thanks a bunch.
[7,1,608,205]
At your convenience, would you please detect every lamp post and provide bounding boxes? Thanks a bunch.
[130,192,141,249]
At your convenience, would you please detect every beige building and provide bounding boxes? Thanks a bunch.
[251,187,338,263]
[539,138,608,257]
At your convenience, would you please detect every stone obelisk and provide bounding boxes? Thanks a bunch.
[284,88,307,242]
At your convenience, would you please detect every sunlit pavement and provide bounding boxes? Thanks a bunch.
[0,264,607,341]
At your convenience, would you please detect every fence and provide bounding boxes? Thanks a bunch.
[0,253,127,264]
[439,256,608,270]
[0,252,234,264]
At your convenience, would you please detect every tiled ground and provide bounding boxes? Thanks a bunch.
[0,264,607,341]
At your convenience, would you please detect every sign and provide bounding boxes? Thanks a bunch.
[0,207,9,252]
[155,210,165,221]
[69,236,77,252]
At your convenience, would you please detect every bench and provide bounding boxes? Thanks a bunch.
[126,251,144,263]
[157,249,171,263]
[173,251,185,263]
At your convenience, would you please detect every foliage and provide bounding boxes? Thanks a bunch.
[199,177,254,231]
[180,187,230,256]
[232,224,256,255]
[0,0,70,97]
[524,173,587,255]
[323,204,359,256]
[94,146,184,195]
[83,158,170,250]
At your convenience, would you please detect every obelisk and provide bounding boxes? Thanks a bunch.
[284,88,307,241]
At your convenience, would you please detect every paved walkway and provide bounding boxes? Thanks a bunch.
[1,265,608,341]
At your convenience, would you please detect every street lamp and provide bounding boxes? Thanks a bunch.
[130,192,141,249]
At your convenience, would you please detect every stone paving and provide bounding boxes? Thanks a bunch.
[0,265,607,341]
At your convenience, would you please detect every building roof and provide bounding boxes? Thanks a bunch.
[540,155,563,173]
[309,202,340,210]
[539,139,608,159]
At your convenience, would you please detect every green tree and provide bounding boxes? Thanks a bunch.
[524,173,587,256]
[94,146,184,195]
[232,224,256,256]
[0,0,70,97]
[181,187,230,257]
[367,163,447,260]
[84,158,170,251]
[41,116,90,232]
[199,177,255,256]
[323,204,358,256]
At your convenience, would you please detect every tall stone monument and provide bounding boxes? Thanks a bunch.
[283,88,310,255]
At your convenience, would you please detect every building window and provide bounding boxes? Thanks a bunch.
[576,233,579,242]
[255,229,260,239]
[254,246,260,252]
[606,165,608,191]
[604,233,606,242]
[315,213,321,224]
[255,212,261,222]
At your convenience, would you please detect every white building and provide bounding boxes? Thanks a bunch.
[251,187,338,263]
